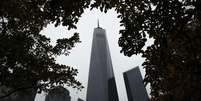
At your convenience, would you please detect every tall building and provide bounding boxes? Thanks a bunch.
[123,66,149,101]
[86,22,119,101]
[45,86,71,101]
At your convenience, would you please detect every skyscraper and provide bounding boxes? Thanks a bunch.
[86,22,119,101]
[123,66,149,101]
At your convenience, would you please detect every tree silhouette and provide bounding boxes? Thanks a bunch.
[1,0,201,100]
[113,0,201,100]
[0,0,90,98]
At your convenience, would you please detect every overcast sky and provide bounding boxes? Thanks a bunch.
[35,8,152,101]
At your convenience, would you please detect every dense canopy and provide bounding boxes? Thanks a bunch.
[0,0,90,97]
[1,0,201,100]
[115,0,201,100]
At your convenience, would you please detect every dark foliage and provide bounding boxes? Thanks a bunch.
[114,0,201,101]
[1,0,201,100]
[0,0,90,97]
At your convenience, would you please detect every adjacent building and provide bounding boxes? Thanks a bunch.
[123,66,149,101]
[45,86,71,101]
[86,22,119,101]
[77,98,84,101]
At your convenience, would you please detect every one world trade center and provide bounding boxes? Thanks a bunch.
[86,22,119,101]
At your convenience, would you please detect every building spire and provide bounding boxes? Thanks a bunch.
[97,19,100,28]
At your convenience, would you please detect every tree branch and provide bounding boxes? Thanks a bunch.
[0,85,40,99]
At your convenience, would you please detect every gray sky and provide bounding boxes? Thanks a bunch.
[35,8,152,101]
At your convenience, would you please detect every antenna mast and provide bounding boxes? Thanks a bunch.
[97,19,100,28]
